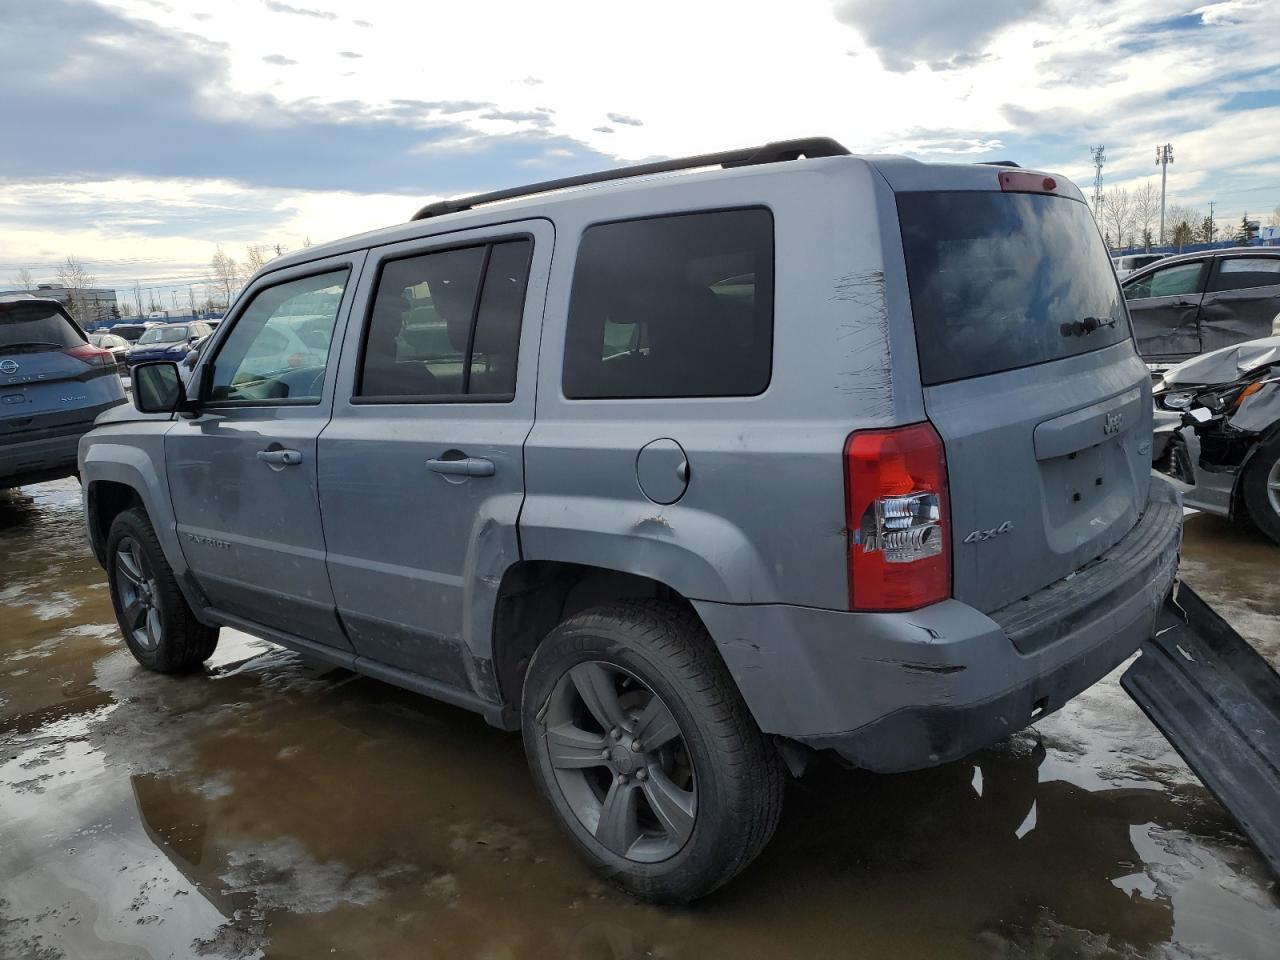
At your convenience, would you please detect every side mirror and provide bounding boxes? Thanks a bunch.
[133,361,185,414]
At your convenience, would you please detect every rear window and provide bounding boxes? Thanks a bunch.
[138,325,189,344]
[563,208,774,399]
[898,192,1127,385]
[0,302,84,353]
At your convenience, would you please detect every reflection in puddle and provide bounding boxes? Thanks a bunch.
[2,480,1279,959]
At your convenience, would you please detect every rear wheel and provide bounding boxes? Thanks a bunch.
[521,600,783,902]
[1240,434,1280,545]
[106,507,219,672]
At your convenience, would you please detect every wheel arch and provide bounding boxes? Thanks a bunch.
[489,560,713,716]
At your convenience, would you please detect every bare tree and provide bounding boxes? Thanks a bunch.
[244,244,271,275]
[1132,181,1160,251]
[1103,187,1135,251]
[210,246,241,309]
[11,267,35,291]
[56,255,96,324]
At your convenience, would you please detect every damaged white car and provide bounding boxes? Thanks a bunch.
[1153,334,1280,543]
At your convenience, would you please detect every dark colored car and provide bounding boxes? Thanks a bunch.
[125,322,213,370]
[88,332,130,375]
[1122,247,1280,366]
[1,296,126,488]
[108,323,153,343]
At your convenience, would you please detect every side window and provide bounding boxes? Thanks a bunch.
[1125,262,1204,301]
[357,238,531,401]
[1209,258,1280,293]
[563,209,774,399]
[208,269,348,403]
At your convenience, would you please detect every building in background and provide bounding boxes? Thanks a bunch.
[0,284,120,326]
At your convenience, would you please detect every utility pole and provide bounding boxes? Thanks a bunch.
[188,285,197,319]
[1208,200,1216,242]
[1156,143,1174,244]
[1090,145,1106,219]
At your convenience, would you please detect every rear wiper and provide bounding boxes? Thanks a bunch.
[1059,316,1117,338]
[1,340,64,352]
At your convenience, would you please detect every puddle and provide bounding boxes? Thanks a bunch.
[2,478,1278,959]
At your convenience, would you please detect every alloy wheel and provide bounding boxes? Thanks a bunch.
[113,537,163,651]
[542,660,696,863]
[1267,456,1280,518]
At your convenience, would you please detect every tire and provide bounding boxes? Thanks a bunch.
[1241,433,1280,545]
[106,506,219,672]
[521,600,784,902]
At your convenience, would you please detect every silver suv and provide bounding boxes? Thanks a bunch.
[79,139,1184,901]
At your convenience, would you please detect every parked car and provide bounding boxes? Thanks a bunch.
[79,139,1269,900]
[125,322,213,370]
[1153,335,1280,543]
[1112,252,1166,279]
[108,322,157,343]
[1122,247,1280,366]
[1,296,125,488]
[88,332,131,375]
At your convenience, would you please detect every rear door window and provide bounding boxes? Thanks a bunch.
[897,192,1127,386]
[356,238,532,401]
[0,302,84,353]
[563,208,774,399]
[1208,257,1280,292]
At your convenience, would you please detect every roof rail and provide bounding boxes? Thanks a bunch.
[980,160,1021,168]
[410,136,851,221]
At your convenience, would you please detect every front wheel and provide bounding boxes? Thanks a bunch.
[521,600,783,902]
[106,507,219,672]
[1240,434,1280,545]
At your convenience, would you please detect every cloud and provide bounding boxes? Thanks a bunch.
[263,1,336,19]
[262,54,297,66]
[352,19,372,27]
[338,51,363,59]
[593,126,614,134]
[480,109,555,127]
[606,112,643,126]
[0,0,612,196]
[832,0,1047,72]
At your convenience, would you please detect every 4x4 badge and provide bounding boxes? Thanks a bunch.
[963,520,1013,544]
[1104,410,1124,434]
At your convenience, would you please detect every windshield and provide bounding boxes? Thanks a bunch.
[0,303,83,352]
[137,325,189,344]
[899,191,1128,385]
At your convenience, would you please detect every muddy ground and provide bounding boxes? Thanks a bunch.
[1,478,1277,959]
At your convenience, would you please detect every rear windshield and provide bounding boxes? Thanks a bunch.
[0,302,83,353]
[138,325,188,344]
[898,191,1127,385]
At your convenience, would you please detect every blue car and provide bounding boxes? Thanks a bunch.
[125,321,213,370]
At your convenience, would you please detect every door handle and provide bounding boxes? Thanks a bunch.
[256,448,302,466]
[426,456,495,478]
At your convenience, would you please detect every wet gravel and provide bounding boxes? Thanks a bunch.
[1,478,1278,959]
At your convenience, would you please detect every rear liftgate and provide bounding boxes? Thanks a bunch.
[1122,583,1280,877]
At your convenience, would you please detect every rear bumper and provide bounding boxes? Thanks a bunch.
[695,478,1183,773]
[0,427,87,486]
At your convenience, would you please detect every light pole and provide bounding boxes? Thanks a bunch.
[1156,143,1174,244]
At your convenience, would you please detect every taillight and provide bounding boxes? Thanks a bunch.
[844,422,950,612]
[998,170,1058,195]
[65,343,115,367]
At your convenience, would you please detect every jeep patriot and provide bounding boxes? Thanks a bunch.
[80,138,1186,901]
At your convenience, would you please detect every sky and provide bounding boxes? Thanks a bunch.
[1,0,1277,311]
